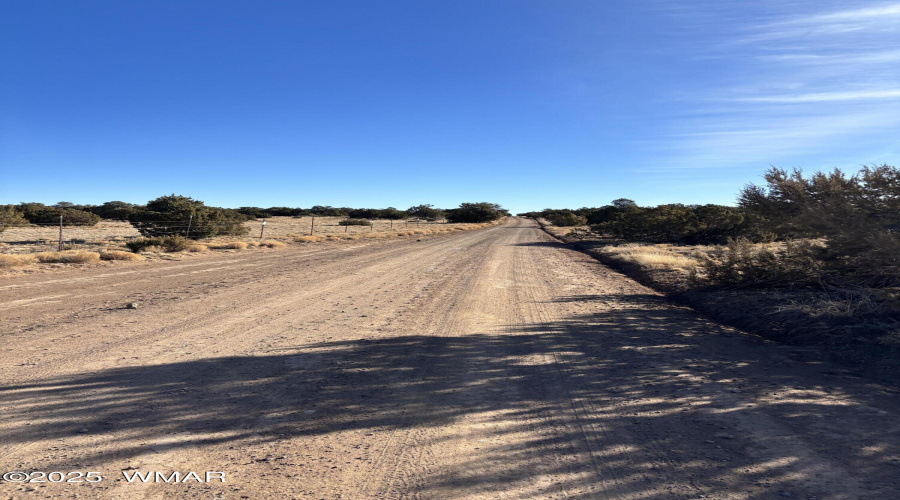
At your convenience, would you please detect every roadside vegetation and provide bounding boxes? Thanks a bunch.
[529,164,899,382]
[0,197,507,270]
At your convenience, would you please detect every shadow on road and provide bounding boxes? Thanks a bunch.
[3,293,898,498]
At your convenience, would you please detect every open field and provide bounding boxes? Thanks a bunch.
[0,220,141,254]
[1,217,899,499]
[0,217,474,253]
[0,217,496,273]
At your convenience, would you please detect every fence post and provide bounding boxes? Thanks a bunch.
[58,215,63,251]
[370,220,374,231]
[310,216,315,236]
[259,220,267,239]
[185,215,193,238]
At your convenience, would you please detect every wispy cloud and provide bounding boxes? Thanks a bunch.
[744,3,900,41]
[653,1,900,171]
[735,89,900,103]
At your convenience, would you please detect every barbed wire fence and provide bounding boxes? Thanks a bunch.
[2,216,451,252]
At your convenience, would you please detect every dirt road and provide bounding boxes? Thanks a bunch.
[1,218,898,499]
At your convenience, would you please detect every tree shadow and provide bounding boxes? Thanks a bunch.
[3,293,898,498]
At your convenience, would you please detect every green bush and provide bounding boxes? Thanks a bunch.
[594,203,766,245]
[129,195,249,239]
[236,207,272,219]
[739,165,900,285]
[378,207,407,220]
[339,218,372,226]
[0,206,29,232]
[264,207,306,217]
[347,208,379,219]
[89,201,139,220]
[407,204,444,221]
[445,203,508,223]
[16,203,101,226]
[309,205,348,216]
[544,210,587,227]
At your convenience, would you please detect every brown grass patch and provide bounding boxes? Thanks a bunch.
[35,250,101,264]
[188,244,209,252]
[259,240,286,248]
[100,251,144,261]
[600,244,698,271]
[0,254,38,267]
[294,235,323,243]
[208,241,249,250]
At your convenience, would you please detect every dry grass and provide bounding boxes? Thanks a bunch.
[0,217,501,256]
[259,240,286,248]
[35,250,101,264]
[600,244,699,271]
[538,218,590,238]
[100,251,144,261]
[188,244,210,252]
[0,254,38,267]
[208,241,249,250]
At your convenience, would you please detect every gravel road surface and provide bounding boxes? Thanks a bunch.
[1,218,898,499]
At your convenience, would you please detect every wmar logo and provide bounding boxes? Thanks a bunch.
[121,471,226,483]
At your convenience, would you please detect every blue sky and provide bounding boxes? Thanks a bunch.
[2,1,898,213]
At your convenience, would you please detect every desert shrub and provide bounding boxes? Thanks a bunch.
[544,210,587,227]
[378,207,407,220]
[264,207,305,217]
[129,195,249,239]
[691,237,822,287]
[17,203,101,226]
[309,205,348,216]
[445,203,508,223]
[100,251,145,261]
[15,203,49,220]
[35,250,101,264]
[740,165,900,285]
[89,201,139,219]
[407,204,444,221]
[156,236,189,252]
[126,238,158,253]
[228,210,257,221]
[575,207,615,225]
[125,235,190,253]
[0,206,29,232]
[346,208,379,219]
[236,207,272,219]
[339,218,373,226]
[594,203,766,245]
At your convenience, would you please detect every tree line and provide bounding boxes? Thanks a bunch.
[1,197,509,238]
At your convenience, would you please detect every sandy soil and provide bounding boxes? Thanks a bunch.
[0,218,898,499]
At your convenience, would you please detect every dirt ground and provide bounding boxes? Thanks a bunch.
[1,218,898,499]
